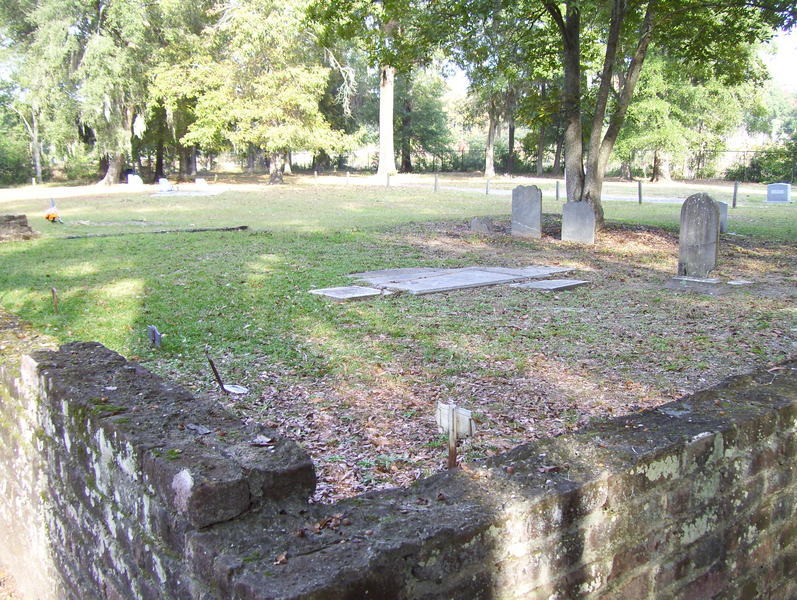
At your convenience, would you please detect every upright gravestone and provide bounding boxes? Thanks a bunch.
[766,183,791,203]
[511,185,542,239]
[678,193,720,278]
[470,216,494,233]
[561,202,595,244]
[718,201,729,233]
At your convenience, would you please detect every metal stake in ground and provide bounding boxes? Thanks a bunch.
[434,173,439,193]
[638,180,643,204]
[205,348,229,395]
[51,287,59,314]
[733,181,739,208]
[448,404,457,469]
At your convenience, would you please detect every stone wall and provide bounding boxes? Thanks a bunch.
[1,341,795,599]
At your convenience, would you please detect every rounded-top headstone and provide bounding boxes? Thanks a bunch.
[678,193,720,278]
[511,185,542,239]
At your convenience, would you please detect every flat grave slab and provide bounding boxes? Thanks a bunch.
[474,265,574,278]
[664,276,729,296]
[510,279,589,291]
[308,286,391,302]
[382,269,527,295]
[348,267,452,286]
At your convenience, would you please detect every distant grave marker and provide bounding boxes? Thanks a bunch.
[0,215,38,241]
[435,402,476,469]
[127,173,144,186]
[561,202,595,244]
[766,183,791,203]
[511,185,542,239]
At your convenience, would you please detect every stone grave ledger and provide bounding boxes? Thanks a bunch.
[511,185,542,239]
[561,202,595,244]
[678,193,720,278]
[766,182,791,203]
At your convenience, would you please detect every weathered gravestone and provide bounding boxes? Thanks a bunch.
[511,185,542,239]
[470,216,494,233]
[0,215,38,242]
[677,193,720,278]
[718,201,729,233]
[561,202,595,244]
[127,173,144,186]
[766,183,791,203]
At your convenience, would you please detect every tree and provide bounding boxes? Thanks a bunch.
[307,0,432,175]
[614,54,758,181]
[418,0,795,229]
[394,67,453,171]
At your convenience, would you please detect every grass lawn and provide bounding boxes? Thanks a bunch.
[1,175,795,501]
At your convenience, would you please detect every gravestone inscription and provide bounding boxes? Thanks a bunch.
[678,193,720,278]
[561,202,595,244]
[511,185,542,239]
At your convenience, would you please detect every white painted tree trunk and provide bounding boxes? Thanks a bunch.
[377,65,396,175]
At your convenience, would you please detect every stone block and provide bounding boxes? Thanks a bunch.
[511,185,542,239]
[469,216,494,233]
[665,276,728,296]
[561,202,595,244]
[718,201,729,233]
[308,286,390,302]
[0,215,38,242]
[678,193,720,278]
[382,268,528,295]
[510,279,589,291]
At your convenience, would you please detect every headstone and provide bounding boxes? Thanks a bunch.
[127,173,144,186]
[195,178,208,188]
[147,325,163,348]
[766,183,791,203]
[561,202,595,244]
[0,215,38,242]
[470,216,494,233]
[511,185,542,239]
[158,178,174,192]
[717,201,729,233]
[308,286,391,302]
[678,193,720,278]
[510,279,589,291]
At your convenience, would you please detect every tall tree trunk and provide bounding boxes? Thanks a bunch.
[269,152,284,184]
[155,140,165,181]
[650,150,672,181]
[507,106,516,175]
[582,0,654,230]
[535,124,546,176]
[400,94,412,172]
[552,130,564,175]
[377,65,396,175]
[246,144,255,174]
[484,107,498,178]
[31,111,42,182]
[99,154,123,185]
[190,147,197,176]
[545,1,584,205]
[620,161,632,180]
[283,151,292,175]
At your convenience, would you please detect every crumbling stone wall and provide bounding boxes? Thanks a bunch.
[1,341,795,599]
